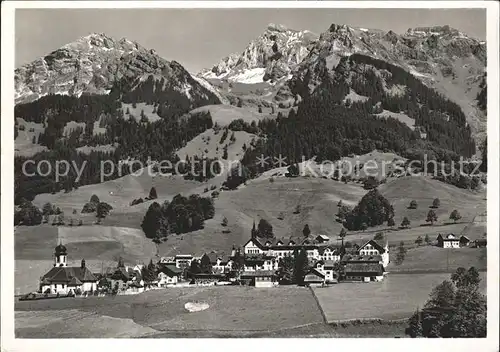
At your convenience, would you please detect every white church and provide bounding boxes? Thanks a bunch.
[39,243,98,294]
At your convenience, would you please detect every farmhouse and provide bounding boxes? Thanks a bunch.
[240,270,278,288]
[436,234,460,248]
[191,273,225,286]
[313,260,338,283]
[205,251,233,273]
[108,264,145,292]
[175,254,194,269]
[304,268,326,287]
[319,246,342,262]
[243,253,278,271]
[39,244,98,294]
[157,264,183,287]
[315,234,330,243]
[357,240,390,267]
[344,263,385,282]
[459,235,471,247]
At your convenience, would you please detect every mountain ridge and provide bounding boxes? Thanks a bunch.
[199,23,318,84]
[15,32,223,107]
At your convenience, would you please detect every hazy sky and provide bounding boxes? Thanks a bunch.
[16,8,486,73]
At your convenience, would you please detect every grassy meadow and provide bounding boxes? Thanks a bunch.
[312,272,487,323]
[15,286,323,338]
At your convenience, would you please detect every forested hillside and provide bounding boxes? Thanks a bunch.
[239,54,477,181]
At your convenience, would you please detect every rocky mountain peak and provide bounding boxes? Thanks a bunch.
[266,23,289,33]
[15,33,161,104]
[200,24,318,84]
[15,33,224,108]
[406,25,464,38]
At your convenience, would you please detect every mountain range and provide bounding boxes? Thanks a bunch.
[14,22,487,204]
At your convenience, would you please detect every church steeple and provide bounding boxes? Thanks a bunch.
[251,220,257,239]
[54,241,68,267]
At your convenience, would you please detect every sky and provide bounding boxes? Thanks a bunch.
[15,8,486,73]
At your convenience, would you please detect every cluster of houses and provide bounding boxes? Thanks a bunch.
[436,233,487,249]
[38,230,486,295]
[39,231,390,295]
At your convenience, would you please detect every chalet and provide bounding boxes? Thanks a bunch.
[459,235,471,247]
[174,254,193,269]
[436,234,460,248]
[303,268,325,287]
[344,263,385,282]
[244,237,265,255]
[191,273,225,286]
[243,254,278,272]
[315,234,330,244]
[240,270,278,288]
[314,260,338,283]
[205,251,233,273]
[128,281,145,293]
[357,240,389,267]
[109,267,132,291]
[319,246,342,262]
[39,244,98,294]
[157,264,183,287]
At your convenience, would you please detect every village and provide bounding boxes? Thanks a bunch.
[20,225,486,300]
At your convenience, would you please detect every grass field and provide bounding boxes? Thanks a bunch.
[32,172,202,217]
[25,168,485,260]
[158,174,485,257]
[15,272,487,338]
[312,272,487,323]
[386,246,487,273]
[158,176,369,257]
[185,104,271,126]
[176,128,256,161]
[15,286,324,338]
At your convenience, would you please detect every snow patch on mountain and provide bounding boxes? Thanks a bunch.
[229,68,266,84]
[200,24,318,84]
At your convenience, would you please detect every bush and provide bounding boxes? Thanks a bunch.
[130,198,144,206]
[432,198,441,208]
[401,217,411,228]
[81,202,97,213]
[149,187,158,199]
[374,232,384,241]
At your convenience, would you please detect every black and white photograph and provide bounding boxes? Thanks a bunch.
[1,1,499,348]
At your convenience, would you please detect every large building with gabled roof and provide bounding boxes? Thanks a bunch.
[39,243,98,294]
